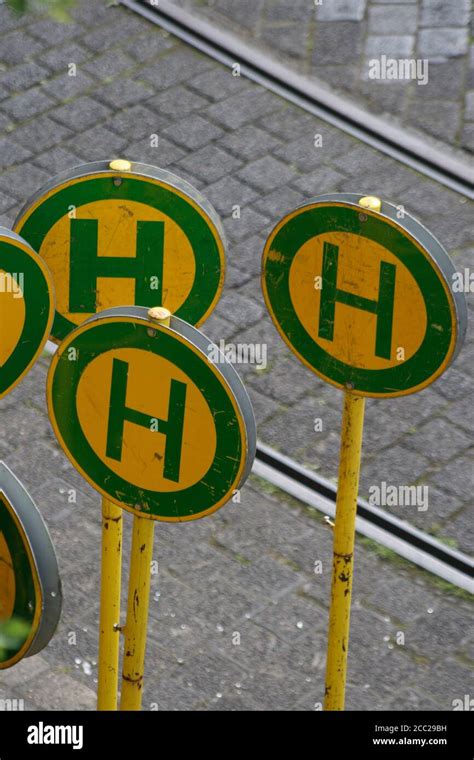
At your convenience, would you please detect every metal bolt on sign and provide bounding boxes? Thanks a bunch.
[262,192,467,710]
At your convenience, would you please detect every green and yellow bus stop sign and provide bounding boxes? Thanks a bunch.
[47,306,256,522]
[14,160,226,343]
[0,462,61,669]
[262,193,466,398]
[0,228,54,399]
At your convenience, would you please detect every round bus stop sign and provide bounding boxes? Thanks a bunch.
[262,193,466,398]
[47,307,256,522]
[0,228,54,399]
[14,160,226,343]
[0,462,61,669]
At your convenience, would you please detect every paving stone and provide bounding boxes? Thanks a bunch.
[51,95,112,131]
[218,124,281,161]
[261,23,310,59]
[404,416,471,464]
[28,18,81,45]
[147,85,209,117]
[237,155,294,193]
[0,31,44,65]
[1,87,56,122]
[95,78,154,110]
[446,508,474,556]
[82,14,152,53]
[317,0,367,22]
[140,49,213,90]
[420,0,471,28]
[204,175,259,216]
[290,165,348,196]
[368,5,418,34]
[7,114,73,152]
[429,453,474,499]
[418,28,469,61]
[206,88,281,129]
[1,61,50,92]
[176,144,242,183]
[213,0,265,30]
[162,114,224,150]
[312,22,365,65]
[0,162,49,200]
[254,186,306,219]
[63,125,127,161]
[223,206,271,242]
[108,104,167,141]
[217,291,265,328]
[82,49,136,81]
[366,34,415,58]
[432,366,472,401]
[38,42,92,73]
[188,66,254,102]
[125,136,187,168]
[0,136,32,168]
[42,69,97,102]
[124,30,175,63]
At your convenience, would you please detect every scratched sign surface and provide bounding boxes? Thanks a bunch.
[47,307,256,521]
[262,193,466,398]
[14,161,225,343]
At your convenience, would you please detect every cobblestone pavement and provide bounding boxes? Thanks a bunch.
[0,0,472,711]
[171,0,474,155]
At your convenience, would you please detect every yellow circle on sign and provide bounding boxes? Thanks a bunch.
[289,231,428,371]
[40,200,196,328]
[0,272,26,368]
[76,347,217,493]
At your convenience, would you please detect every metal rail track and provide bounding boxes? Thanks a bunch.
[119,0,473,592]
[122,0,474,199]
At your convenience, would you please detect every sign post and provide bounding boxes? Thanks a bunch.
[120,306,169,711]
[17,159,228,710]
[47,305,256,710]
[97,497,123,711]
[262,193,467,710]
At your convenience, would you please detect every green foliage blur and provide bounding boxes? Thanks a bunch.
[0,617,30,662]
[5,0,76,22]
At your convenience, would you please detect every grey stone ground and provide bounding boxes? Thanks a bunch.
[0,0,472,711]
[172,0,474,155]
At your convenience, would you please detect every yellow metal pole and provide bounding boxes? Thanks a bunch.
[324,391,365,710]
[120,514,154,710]
[120,306,170,711]
[97,497,123,710]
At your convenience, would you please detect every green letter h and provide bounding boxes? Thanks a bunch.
[106,358,186,483]
[69,218,164,313]
[318,242,396,360]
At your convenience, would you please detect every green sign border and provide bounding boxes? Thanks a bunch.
[262,202,457,397]
[0,235,54,399]
[15,171,225,341]
[48,317,245,521]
